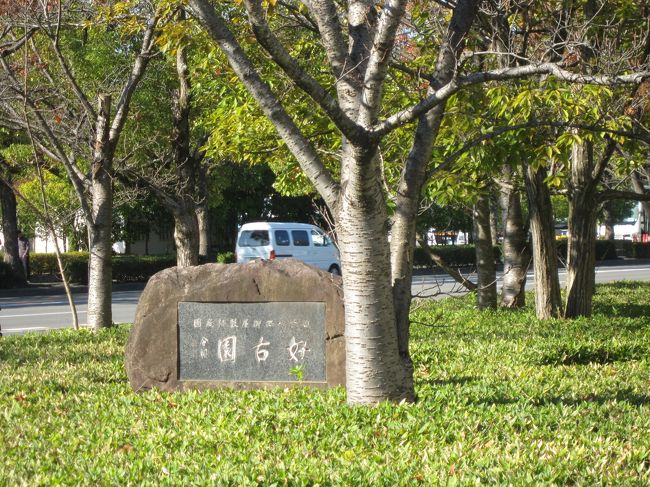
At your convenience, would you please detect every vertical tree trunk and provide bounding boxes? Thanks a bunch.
[499,165,530,308]
[170,41,200,268]
[0,167,26,285]
[473,191,497,309]
[87,95,113,330]
[631,169,650,221]
[601,202,615,240]
[524,165,562,319]
[565,140,597,318]
[340,148,410,404]
[173,207,200,267]
[489,190,499,246]
[197,164,210,260]
[388,0,481,401]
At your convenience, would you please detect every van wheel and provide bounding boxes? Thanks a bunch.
[329,265,341,276]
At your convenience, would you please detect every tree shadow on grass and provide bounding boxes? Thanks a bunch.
[416,376,481,387]
[592,303,650,321]
[466,390,650,407]
[536,344,647,366]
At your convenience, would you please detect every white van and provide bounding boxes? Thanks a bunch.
[236,222,341,275]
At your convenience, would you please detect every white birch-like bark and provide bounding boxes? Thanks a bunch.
[87,95,113,330]
[499,165,530,308]
[337,147,406,403]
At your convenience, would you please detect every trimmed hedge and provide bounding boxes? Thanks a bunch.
[30,252,177,284]
[555,239,619,261]
[30,251,239,283]
[413,244,502,268]
[415,239,622,270]
[0,261,18,288]
[632,242,650,258]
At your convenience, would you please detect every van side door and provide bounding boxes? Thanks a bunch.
[273,229,292,259]
[290,229,311,265]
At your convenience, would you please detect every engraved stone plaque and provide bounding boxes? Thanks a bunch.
[178,302,326,383]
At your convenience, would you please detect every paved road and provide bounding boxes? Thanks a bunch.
[2,260,650,335]
[412,260,650,298]
[0,283,144,335]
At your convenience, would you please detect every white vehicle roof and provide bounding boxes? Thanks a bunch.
[239,222,321,231]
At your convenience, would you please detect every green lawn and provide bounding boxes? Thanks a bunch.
[1,282,649,485]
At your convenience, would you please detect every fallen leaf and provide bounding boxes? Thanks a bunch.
[116,444,135,454]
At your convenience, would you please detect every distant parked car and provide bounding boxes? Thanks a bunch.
[236,222,341,275]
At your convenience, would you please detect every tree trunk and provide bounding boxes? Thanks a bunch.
[473,191,497,310]
[0,169,26,285]
[339,148,410,404]
[564,140,597,318]
[173,206,200,267]
[197,164,210,260]
[631,169,650,221]
[170,41,200,268]
[524,165,562,319]
[87,95,113,330]
[387,0,481,403]
[489,190,499,246]
[499,165,530,308]
[601,202,615,240]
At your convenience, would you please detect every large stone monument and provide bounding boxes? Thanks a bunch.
[125,259,345,392]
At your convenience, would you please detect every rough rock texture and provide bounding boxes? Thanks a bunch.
[125,259,345,392]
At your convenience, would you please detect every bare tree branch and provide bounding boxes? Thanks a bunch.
[358,0,408,127]
[243,0,364,141]
[108,16,159,151]
[598,189,650,202]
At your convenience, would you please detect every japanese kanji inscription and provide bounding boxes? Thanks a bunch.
[178,302,326,382]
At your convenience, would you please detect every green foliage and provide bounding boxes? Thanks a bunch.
[632,243,650,258]
[0,260,18,289]
[16,169,81,242]
[555,240,619,261]
[0,282,648,483]
[112,255,178,283]
[30,252,88,281]
[29,253,177,284]
[216,251,235,264]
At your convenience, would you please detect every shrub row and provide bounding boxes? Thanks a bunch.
[413,244,502,268]
[21,242,650,283]
[30,252,238,284]
[414,240,644,269]
[0,261,18,288]
[30,253,177,284]
[555,239,619,261]
[614,240,650,258]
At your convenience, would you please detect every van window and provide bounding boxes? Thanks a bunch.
[311,229,327,247]
[275,230,290,246]
[291,230,309,246]
[238,230,270,247]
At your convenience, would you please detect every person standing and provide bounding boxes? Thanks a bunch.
[17,230,30,281]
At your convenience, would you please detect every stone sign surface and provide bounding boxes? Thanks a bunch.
[178,302,326,383]
[125,259,345,392]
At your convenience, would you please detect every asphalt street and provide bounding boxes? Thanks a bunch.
[2,260,650,335]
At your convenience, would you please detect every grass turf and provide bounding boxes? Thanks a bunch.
[1,282,648,485]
